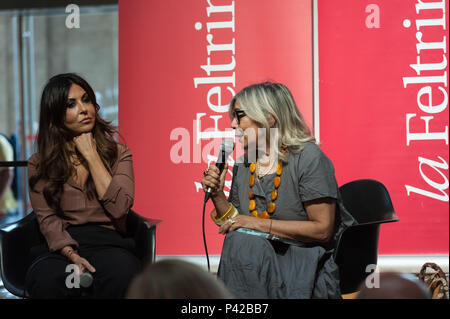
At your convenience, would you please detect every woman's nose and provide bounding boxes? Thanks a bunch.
[79,101,87,113]
[231,117,239,129]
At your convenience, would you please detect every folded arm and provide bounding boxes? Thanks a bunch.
[76,136,134,219]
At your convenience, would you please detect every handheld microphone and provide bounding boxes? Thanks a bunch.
[202,139,235,272]
[204,139,235,203]
[80,272,93,288]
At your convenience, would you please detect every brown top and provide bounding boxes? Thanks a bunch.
[28,143,135,252]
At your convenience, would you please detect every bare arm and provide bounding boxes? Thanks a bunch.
[201,165,336,243]
[268,198,335,242]
[220,198,336,243]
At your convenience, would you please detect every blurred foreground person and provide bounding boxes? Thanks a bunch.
[357,272,432,299]
[126,259,234,299]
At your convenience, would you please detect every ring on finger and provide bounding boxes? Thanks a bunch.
[229,219,236,224]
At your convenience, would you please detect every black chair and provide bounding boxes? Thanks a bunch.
[334,179,399,295]
[0,210,161,298]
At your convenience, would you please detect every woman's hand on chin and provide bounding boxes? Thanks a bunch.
[73,132,97,161]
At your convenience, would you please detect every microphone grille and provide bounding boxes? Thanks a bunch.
[80,272,94,288]
[221,139,235,155]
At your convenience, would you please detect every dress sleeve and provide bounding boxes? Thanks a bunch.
[98,144,135,219]
[27,155,79,252]
[297,143,339,202]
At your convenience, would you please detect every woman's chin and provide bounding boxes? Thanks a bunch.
[71,128,93,136]
[78,124,95,134]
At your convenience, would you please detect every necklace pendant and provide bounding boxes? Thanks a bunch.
[259,211,270,219]
[249,175,255,187]
[249,200,256,211]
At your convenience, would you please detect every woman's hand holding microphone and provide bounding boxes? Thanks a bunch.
[201,162,229,197]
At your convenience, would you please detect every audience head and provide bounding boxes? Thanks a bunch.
[357,272,431,299]
[125,259,234,299]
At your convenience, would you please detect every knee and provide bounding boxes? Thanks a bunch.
[94,251,141,284]
[25,258,74,298]
[103,262,140,284]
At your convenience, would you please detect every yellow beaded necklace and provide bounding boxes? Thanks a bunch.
[248,148,286,219]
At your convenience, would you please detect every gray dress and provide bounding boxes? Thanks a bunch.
[217,142,356,299]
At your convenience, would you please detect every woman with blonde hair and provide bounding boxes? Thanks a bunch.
[201,82,355,299]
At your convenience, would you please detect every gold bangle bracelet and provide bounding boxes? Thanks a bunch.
[212,203,239,226]
[217,204,233,221]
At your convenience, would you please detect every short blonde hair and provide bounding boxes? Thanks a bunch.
[229,82,315,162]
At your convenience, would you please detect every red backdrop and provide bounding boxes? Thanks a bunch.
[318,0,449,254]
[119,0,313,255]
[119,0,449,256]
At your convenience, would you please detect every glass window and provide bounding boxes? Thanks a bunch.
[0,5,118,221]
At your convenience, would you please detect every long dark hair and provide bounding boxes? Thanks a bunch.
[29,73,118,217]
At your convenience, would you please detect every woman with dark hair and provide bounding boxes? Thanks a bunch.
[201,82,356,299]
[26,73,140,298]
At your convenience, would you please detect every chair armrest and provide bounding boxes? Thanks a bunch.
[126,211,163,265]
[142,218,163,228]
[0,212,45,297]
